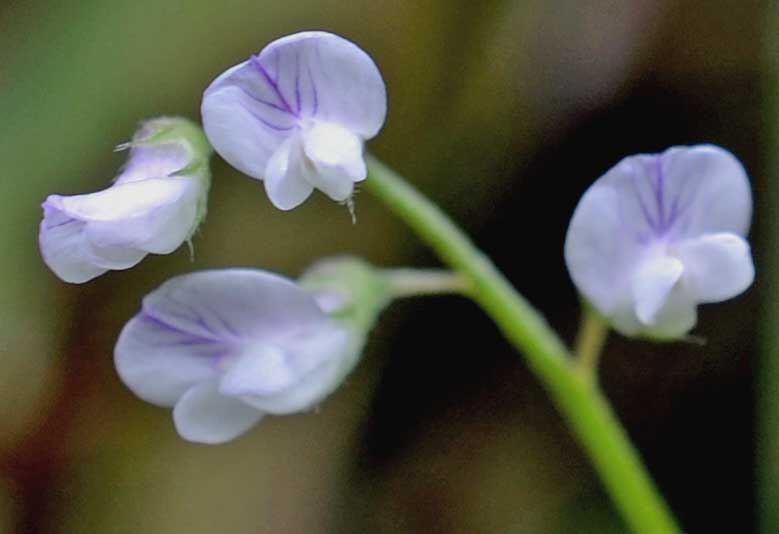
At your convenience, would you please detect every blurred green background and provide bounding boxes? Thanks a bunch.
[0,0,773,532]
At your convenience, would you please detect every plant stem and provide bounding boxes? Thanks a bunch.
[385,268,470,298]
[574,308,610,384]
[365,155,680,534]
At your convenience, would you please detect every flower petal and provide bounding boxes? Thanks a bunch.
[201,79,291,181]
[564,186,643,315]
[631,256,684,325]
[173,381,263,444]
[301,121,366,201]
[141,269,330,345]
[55,177,199,254]
[264,137,315,210]
[219,342,296,397]
[239,325,357,415]
[114,312,223,407]
[660,145,752,238]
[114,143,192,185]
[640,282,697,339]
[38,201,108,283]
[676,233,754,303]
[221,324,354,410]
[262,32,386,137]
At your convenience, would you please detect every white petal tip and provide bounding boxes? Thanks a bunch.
[173,383,263,444]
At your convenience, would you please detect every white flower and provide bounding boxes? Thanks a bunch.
[114,269,360,444]
[39,118,212,283]
[564,145,755,339]
[201,31,387,210]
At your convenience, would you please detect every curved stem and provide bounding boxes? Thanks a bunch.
[574,308,610,384]
[365,155,680,534]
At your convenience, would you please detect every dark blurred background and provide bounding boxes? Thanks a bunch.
[0,1,773,532]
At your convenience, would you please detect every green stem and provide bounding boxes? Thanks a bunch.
[574,308,610,384]
[365,155,680,534]
[385,268,470,298]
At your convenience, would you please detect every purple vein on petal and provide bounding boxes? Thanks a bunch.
[44,217,80,230]
[250,54,298,117]
[294,50,302,114]
[308,64,319,116]
[628,162,658,234]
[140,307,223,344]
[239,86,289,114]
[209,312,241,340]
[240,103,296,132]
[665,181,695,237]
[654,155,666,231]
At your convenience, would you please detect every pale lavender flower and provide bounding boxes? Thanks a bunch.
[39,118,212,283]
[114,269,359,444]
[564,145,754,339]
[201,31,386,210]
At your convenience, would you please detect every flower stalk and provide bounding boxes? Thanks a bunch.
[573,308,609,384]
[365,154,680,534]
[385,268,470,298]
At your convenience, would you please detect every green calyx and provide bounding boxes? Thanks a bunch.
[299,257,392,334]
[131,116,214,238]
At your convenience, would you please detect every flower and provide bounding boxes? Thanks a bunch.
[39,117,212,283]
[564,145,755,339]
[114,269,360,444]
[201,31,387,210]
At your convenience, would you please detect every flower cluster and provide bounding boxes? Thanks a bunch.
[39,32,387,443]
[38,30,757,446]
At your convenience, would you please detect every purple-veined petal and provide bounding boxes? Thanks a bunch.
[301,121,366,201]
[631,256,684,325]
[660,145,752,238]
[114,311,224,407]
[140,269,330,345]
[577,145,751,245]
[264,137,315,210]
[676,233,754,303]
[260,32,386,137]
[201,81,293,181]
[173,381,264,444]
